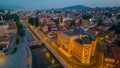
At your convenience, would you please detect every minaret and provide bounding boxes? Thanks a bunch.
[1,15,3,21]
[0,15,4,25]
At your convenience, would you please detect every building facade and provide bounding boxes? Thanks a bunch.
[57,29,97,64]
[0,25,9,35]
[8,22,17,34]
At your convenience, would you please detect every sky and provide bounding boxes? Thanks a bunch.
[0,0,120,9]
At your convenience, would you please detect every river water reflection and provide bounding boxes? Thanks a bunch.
[31,45,64,68]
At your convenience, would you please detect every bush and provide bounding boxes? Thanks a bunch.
[15,38,19,45]
[70,20,76,27]
[11,47,17,54]
[109,22,120,34]
[16,22,25,37]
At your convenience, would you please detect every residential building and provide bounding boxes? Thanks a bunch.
[8,22,17,34]
[0,34,10,56]
[0,24,9,35]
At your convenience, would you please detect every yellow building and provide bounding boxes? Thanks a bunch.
[57,29,97,64]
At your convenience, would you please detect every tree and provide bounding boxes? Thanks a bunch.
[54,19,59,26]
[70,20,76,27]
[116,15,120,19]
[12,14,20,22]
[82,15,92,20]
[98,18,103,26]
[16,22,23,29]
[18,28,25,37]
[109,22,120,34]
[28,17,35,25]
[15,38,19,45]
[35,17,39,27]
[0,46,3,50]
[3,14,12,21]
[2,13,19,22]
[79,19,82,25]
[16,22,25,37]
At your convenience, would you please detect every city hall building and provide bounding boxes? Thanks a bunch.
[57,29,97,63]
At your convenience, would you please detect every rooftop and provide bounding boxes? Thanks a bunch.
[74,32,96,44]
[62,28,96,44]
[75,37,93,44]
[104,52,114,58]
[63,28,85,36]
[0,35,10,42]
[8,22,17,29]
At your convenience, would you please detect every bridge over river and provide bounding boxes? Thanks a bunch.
[22,22,64,68]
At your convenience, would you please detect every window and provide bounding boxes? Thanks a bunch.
[84,55,88,57]
[86,51,88,53]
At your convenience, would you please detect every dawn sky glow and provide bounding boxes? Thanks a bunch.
[0,0,120,9]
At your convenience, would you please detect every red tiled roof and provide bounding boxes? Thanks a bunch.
[8,22,17,29]
[114,53,120,60]
[0,35,10,41]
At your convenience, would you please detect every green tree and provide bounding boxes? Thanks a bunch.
[0,46,3,50]
[18,28,25,37]
[2,13,19,22]
[82,15,92,20]
[16,22,25,37]
[109,22,120,34]
[54,19,59,26]
[15,38,19,45]
[35,17,39,27]
[28,17,35,25]
[116,15,120,19]
[3,14,12,21]
[12,14,20,22]
[98,18,103,26]
[70,20,76,27]
[79,19,82,25]
[16,22,23,29]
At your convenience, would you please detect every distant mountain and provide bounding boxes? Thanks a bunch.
[0,5,24,10]
[0,5,91,10]
[62,5,91,10]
